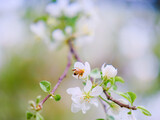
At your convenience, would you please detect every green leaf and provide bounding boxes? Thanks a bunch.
[96,119,104,120]
[36,113,44,120]
[26,111,33,119]
[112,84,117,90]
[54,94,61,101]
[118,92,136,105]
[40,81,51,93]
[115,76,124,83]
[36,96,41,104]
[90,68,101,79]
[137,106,151,116]
[127,92,136,104]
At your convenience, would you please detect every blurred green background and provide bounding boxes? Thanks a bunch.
[0,0,160,120]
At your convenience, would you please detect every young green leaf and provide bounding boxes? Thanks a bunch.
[137,106,151,116]
[118,92,136,105]
[26,111,33,119]
[36,96,41,104]
[112,84,117,91]
[36,113,44,120]
[39,81,51,93]
[96,119,104,120]
[90,68,101,79]
[127,92,136,104]
[115,76,124,83]
[54,94,61,101]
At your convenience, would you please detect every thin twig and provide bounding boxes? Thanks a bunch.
[68,39,81,62]
[104,90,137,110]
[39,51,72,108]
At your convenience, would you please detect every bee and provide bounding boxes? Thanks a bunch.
[72,68,85,79]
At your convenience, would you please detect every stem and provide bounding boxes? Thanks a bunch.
[39,51,72,107]
[99,95,111,106]
[68,39,81,62]
[103,90,137,110]
[99,98,108,114]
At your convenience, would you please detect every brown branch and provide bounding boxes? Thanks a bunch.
[104,90,137,110]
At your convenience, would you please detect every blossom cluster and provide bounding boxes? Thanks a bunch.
[30,0,99,49]
[67,62,118,114]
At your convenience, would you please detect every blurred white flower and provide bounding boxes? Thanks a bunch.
[75,17,96,46]
[67,80,103,114]
[30,21,47,39]
[46,0,82,18]
[52,29,65,41]
[72,62,91,79]
[65,26,72,35]
[101,64,117,79]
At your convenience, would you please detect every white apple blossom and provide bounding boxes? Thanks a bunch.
[52,29,65,41]
[72,62,91,79]
[101,63,117,79]
[46,0,82,18]
[65,26,72,35]
[30,21,47,39]
[67,80,103,114]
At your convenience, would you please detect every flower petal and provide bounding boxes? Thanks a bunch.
[71,95,83,104]
[66,87,82,96]
[90,98,99,107]
[100,92,107,100]
[84,80,92,93]
[101,63,106,76]
[90,86,103,96]
[74,62,85,69]
[84,62,91,75]
[71,103,81,113]
[81,102,91,114]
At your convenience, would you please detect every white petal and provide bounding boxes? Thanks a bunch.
[52,29,65,41]
[110,103,120,115]
[66,87,82,96]
[90,86,103,96]
[90,98,99,107]
[105,65,117,79]
[71,95,83,104]
[71,103,81,113]
[102,64,117,79]
[84,62,91,75]
[81,102,91,114]
[101,63,105,71]
[100,92,107,100]
[84,80,92,93]
[65,26,72,35]
[101,63,106,76]
[30,21,46,38]
[74,62,85,69]
[46,3,61,17]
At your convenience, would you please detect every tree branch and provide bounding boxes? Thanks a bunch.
[68,39,81,62]
[104,90,137,110]
[38,51,72,108]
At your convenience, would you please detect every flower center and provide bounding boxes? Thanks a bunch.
[83,94,91,103]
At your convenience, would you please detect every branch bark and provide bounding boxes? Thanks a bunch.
[104,90,137,110]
